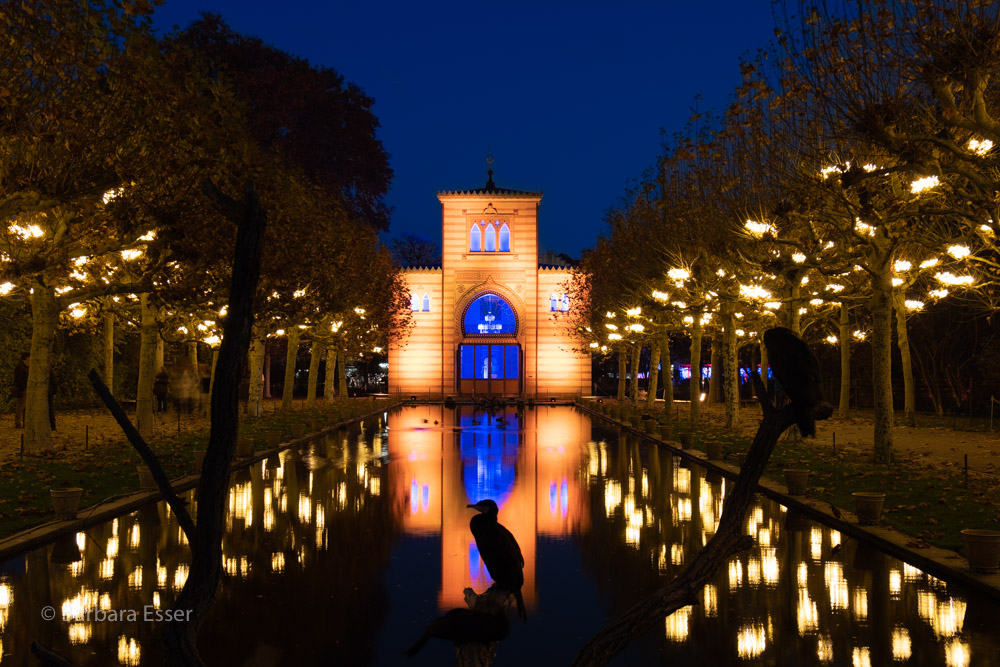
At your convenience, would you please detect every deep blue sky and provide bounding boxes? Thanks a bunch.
[152,1,778,258]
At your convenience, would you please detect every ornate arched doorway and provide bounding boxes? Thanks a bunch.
[457,292,521,395]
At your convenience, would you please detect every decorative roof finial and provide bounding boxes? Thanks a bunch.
[485,154,495,190]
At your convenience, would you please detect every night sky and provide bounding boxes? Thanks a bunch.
[152,1,778,258]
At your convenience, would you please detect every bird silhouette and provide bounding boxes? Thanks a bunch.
[468,499,527,621]
[404,606,509,657]
[763,327,831,437]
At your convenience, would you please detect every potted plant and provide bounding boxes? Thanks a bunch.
[852,492,886,525]
[679,432,693,450]
[236,437,253,458]
[137,465,156,491]
[783,469,810,496]
[51,487,84,521]
[264,430,282,447]
[961,529,1000,573]
[705,441,724,460]
[290,423,306,438]
[659,423,674,441]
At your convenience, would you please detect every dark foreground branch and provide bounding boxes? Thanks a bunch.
[87,369,196,544]
[572,373,828,665]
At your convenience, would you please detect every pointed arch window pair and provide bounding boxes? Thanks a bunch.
[549,293,570,312]
[469,221,511,253]
[411,293,431,311]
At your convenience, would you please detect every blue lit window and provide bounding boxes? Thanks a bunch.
[410,293,419,311]
[470,225,481,252]
[499,223,510,251]
[549,293,558,311]
[422,293,430,311]
[460,345,475,378]
[459,344,520,380]
[463,293,517,336]
[505,346,519,378]
[561,294,570,312]
[475,345,490,379]
[484,222,496,252]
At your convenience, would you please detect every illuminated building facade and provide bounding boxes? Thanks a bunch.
[388,169,591,397]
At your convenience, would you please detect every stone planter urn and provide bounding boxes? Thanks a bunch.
[961,529,1000,573]
[783,469,810,496]
[644,419,658,434]
[631,415,643,429]
[137,465,156,491]
[290,423,306,438]
[659,424,674,441]
[705,441,724,460]
[852,492,886,525]
[51,488,83,521]
[236,437,253,459]
[264,430,282,447]
[193,449,207,469]
[311,418,325,432]
[736,453,747,468]
[679,433,693,450]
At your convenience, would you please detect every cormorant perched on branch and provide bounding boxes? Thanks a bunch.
[404,606,509,657]
[468,499,527,621]
[763,327,831,437]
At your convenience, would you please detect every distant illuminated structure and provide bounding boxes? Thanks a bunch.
[389,161,591,397]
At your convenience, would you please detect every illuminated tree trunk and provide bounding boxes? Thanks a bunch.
[870,261,895,463]
[103,312,115,394]
[154,336,164,375]
[245,324,266,417]
[646,338,661,410]
[25,282,57,452]
[786,282,802,334]
[136,293,158,439]
[187,319,199,369]
[263,349,271,398]
[281,327,301,410]
[306,338,323,406]
[892,292,916,427]
[660,336,673,417]
[758,335,768,391]
[325,347,337,402]
[208,348,219,401]
[616,345,627,401]
[708,332,722,403]
[722,302,739,431]
[629,344,641,405]
[838,303,850,419]
[689,315,703,423]
[337,348,348,399]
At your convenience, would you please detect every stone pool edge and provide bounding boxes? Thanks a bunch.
[0,401,398,562]
[577,402,1000,604]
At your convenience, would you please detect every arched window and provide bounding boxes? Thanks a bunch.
[498,223,510,252]
[463,293,517,336]
[422,293,430,312]
[561,294,570,312]
[549,293,558,311]
[411,293,420,311]
[483,222,496,252]
[470,224,481,252]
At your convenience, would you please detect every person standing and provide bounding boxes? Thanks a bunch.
[13,353,28,429]
[153,366,169,413]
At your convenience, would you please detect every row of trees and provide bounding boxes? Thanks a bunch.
[0,2,409,453]
[570,0,1000,462]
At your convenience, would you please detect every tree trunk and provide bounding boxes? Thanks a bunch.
[838,303,850,419]
[155,335,164,376]
[281,328,301,410]
[25,282,57,452]
[722,302,739,431]
[136,293,158,440]
[628,344,641,406]
[786,282,802,334]
[325,347,337,402]
[162,179,266,665]
[245,324,266,417]
[689,315,702,423]
[103,312,115,395]
[646,338,661,410]
[892,292,916,427]
[306,338,323,406]
[660,336,673,417]
[759,336,768,392]
[263,348,271,398]
[616,345,627,401]
[338,348,348,400]
[208,348,219,401]
[708,332,722,403]
[870,264,895,463]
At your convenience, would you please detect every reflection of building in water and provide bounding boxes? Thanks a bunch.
[388,168,591,397]
[387,405,591,611]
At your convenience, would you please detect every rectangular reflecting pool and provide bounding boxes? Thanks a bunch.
[0,405,998,665]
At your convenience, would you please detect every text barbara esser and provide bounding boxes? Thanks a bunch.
[66,607,193,622]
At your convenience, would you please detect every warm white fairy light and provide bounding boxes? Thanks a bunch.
[605,311,616,318]
[826,335,838,344]
[69,304,86,318]
[138,230,156,242]
[947,245,970,259]
[929,289,949,298]
[892,278,904,286]
[745,219,776,237]
[589,342,599,348]
[905,300,924,311]
[608,333,622,341]
[825,284,844,293]
[667,268,690,282]
[792,252,806,263]
[853,330,867,340]
[628,323,645,332]
[10,223,44,239]
[120,249,142,261]
[683,316,694,324]
[810,298,823,306]
[740,284,771,300]
[935,272,974,286]
[626,306,641,316]
[672,301,686,309]
[764,301,781,310]
[894,260,911,272]
[651,289,670,301]
[968,138,993,155]
[203,335,220,346]
[920,258,939,269]
[911,175,939,193]
[605,323,618,331]
[854,219,875,236]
